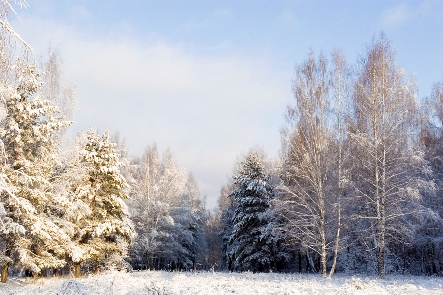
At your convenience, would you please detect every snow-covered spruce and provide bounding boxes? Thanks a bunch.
[67,129,134,277]
[0,63,72,282]
[227,153,282,272]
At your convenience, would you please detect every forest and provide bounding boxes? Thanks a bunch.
[1,0,443,284]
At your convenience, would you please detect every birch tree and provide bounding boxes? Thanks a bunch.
[349,35,418,278]
[328,50,351,277]
[129,145,204,270]
[0,0,32,84]
[278,51,345,277]
[40,47,76,123]
[415,79,443,274]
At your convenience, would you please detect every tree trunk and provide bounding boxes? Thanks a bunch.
[74,262,81,278]
[376,218,386,279]
[377,236,385,278]
[298,252,302,273]
[320,209,327,277]
[1,263,9,283]
[329,220,341,278]
[320,245,327,278]
[94,261,99,274]
[306,251,317,273]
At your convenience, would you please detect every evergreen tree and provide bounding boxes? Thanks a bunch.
[0,63,72,281]
[0,175,24,283]
[69,129,133,276]
[228,154,276,272]
[217,184,236,270]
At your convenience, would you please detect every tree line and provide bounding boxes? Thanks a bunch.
[210,35,443,279]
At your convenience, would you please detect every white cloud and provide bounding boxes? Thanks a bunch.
[380,1,439,28]
[214,8,233,18]
[12,15,292,208]
[277,10,296,25]
[381,4,411,27]
[69,5,91,21]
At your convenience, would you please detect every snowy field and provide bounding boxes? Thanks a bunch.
[1,270,443,295]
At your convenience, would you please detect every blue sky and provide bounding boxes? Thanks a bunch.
[11,0,443,208]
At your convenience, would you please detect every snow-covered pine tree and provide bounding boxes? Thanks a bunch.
[0,63,72,281]
[0,0,77,282]
[69,129,133,276]
[228,153,276,272]
[0,175,24,283]
[215,182,241,271]
[46,131,101,277]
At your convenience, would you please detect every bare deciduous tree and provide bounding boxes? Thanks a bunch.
[39,47,77,123]
[328,50,351,277]
[0,0,32,83]
[278,51,344,277]
[349,35,418,278]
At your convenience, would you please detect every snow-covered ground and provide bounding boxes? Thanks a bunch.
[1,270,442,295]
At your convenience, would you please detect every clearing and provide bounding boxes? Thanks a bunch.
[0,270,442,294]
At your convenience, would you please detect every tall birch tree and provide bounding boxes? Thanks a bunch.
[278,51,344,277]
[349,35,418,278]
